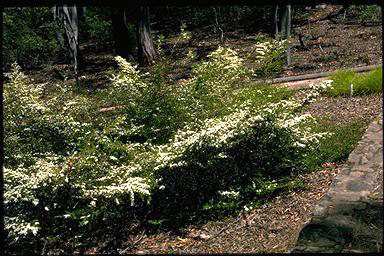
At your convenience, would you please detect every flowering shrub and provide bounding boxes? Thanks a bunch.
[190,46,248,97]
[4,55,332,248]
[149,84,332,216]
[3,64,152,244]
[173,46,252,125]
[248,39,288,77]
[107,56,148,107]
[4,64,54,166]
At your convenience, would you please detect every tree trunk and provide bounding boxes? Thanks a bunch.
[274,5,291,65]
[286,5,291,65]
[281,5,292,65]
[274,5,279,36]
[136,6,156,66]
[281,5,287,37]
[53,5,79,84]
[52,7,66,48]
[112,8,136,61]
[77,7,86,71]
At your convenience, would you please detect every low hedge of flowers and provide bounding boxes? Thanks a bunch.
[4,47,333,248]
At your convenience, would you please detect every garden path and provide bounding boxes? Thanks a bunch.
[293,112,383,253]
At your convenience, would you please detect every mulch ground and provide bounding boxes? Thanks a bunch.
[122,167,339,253]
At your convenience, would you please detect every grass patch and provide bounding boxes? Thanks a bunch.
[303,117,369,169]
[200,178,306,218]
[327,67,382,97]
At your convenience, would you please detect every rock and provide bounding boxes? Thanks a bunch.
[293,114,383,253]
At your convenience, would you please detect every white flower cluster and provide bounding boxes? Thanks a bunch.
[190,46,246,97]
[250,39,287,61]
[84,177,150,206]
[309,79,334,94]
[150,82,334,186]
[218,190,240,198]
[4,64,49,119]
[5,216,39,238]
[208,46,243,67]
[109,56,147,105]
[4,156,63,204]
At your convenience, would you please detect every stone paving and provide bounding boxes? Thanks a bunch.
[293,113,383,253]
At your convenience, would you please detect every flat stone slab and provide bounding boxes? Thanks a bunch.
[293,113,383,253]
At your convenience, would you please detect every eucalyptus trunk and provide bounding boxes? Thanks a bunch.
[53,5,79,83]
[136,6,156,66]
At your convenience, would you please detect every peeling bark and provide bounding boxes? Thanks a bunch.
[136,6,156,66]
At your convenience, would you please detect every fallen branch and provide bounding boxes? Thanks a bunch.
[257,64,381,84]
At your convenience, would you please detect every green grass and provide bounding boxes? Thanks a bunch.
[301,67,382,168]
[302,117,369,170]
[347,4,382,22]
[327,67,382,97]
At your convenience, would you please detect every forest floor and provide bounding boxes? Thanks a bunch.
[27,5,382,90]
[23,4,382,254]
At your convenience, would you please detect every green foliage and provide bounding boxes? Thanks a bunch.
[188,6,267,33]
[191,47,247,93]
[82,7,112,40]
[107,56,148,106]
[203,178,305,213]
[247,39,288,78]
[4,64,56,166]
[347,4,382,22]
[325,67,382,97]
[190,7,216,28]
[3,7,70,69]
[187,47,251,119]
[150,82,330,217]
[154,33,166,56]
[104,47,252,144]
[99,56,186,144]
[4,6,380,252]
[303,118,369,169]
[4,64,151,243]
[232,84,294,107]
